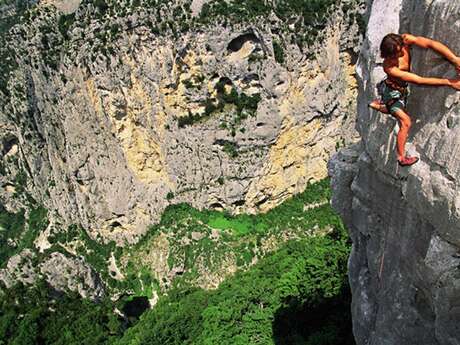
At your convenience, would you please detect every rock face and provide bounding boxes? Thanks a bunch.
[0,249,38,288]
[329,0,460,344]
[0,1,363,244]
[0,249,105,300]
[40,252,105,300]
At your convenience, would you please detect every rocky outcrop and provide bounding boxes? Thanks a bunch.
[0,0,363,244]
[0,249,105,300]
[40,252,105,300]
[0,249,38,288]
[329,0,460,344]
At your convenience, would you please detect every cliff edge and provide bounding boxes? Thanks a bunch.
[329,0,460,344]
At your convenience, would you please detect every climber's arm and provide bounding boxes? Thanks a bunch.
[402,33,460,72]
[385,65,460,90]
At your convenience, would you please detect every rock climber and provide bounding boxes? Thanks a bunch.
[369,33,460,166]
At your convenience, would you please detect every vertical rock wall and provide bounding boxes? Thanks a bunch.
[329,0,460,344]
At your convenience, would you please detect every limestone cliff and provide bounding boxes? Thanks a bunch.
[0,0,365,298]
[0,0,363,244]
[329,0,460,344]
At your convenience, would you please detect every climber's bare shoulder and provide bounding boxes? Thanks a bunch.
[401,33,434,48]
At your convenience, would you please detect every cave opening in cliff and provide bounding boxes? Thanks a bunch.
[227,33,261,52]
[1,135,18,157]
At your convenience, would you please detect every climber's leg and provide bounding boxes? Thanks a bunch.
[391,107,418,166]
[369,99,389,113]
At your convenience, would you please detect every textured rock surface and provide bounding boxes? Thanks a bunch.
[0,1,363,245]
[40,0,82,14]
[329,0,460,344]
[0,249,38,288]
[0,249,105,300]
[40,252,105,300]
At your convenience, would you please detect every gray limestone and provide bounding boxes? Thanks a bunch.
[0,249,104,301]
[40,252,105,300]
[0,249,38,288]
[0,1,363,245]
[0,0,364,299]
[329,0,460,344]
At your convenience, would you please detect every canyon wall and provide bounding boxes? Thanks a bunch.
[0,0,362,244]
[329,0,460,344]
[0,0,364,297]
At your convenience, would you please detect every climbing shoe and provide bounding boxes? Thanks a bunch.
[398,156,419,166]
